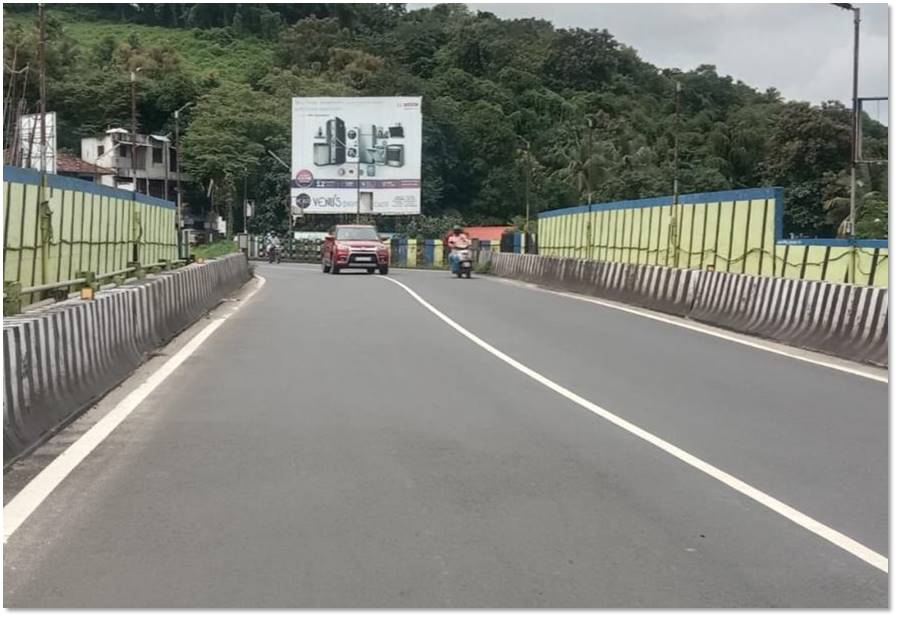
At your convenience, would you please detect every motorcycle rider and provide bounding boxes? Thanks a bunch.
[265,232,281,263]
[446,225,471,274]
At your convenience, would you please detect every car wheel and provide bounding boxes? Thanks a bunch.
[322,260,331,273]
[367,268,375,274]
[378,265,389,275]
[331,263,341,275]
[465,271,471,279]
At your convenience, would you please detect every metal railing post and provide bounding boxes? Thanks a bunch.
[78,271,96,301]
[128,261,145,279]
[4,281,22,316]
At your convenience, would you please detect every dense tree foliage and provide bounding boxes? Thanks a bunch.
[3,3,888,237]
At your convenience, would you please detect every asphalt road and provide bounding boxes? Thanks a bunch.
[3,263,888,608]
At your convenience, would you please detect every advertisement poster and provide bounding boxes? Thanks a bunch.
[291,97,422,215]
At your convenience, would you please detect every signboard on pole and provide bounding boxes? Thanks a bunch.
[291,97,422,215]
[18,112,57,174]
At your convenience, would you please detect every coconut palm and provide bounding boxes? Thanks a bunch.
[549,122,616,205]
[824,187,888,238]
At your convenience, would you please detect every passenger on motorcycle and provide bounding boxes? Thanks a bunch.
[446,225,471,274]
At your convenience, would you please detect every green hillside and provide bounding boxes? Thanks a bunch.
[4,8,275,83]
[2,4,887,237]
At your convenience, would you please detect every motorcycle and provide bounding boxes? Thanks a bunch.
[266,245,282,264]
[451,247,473,279]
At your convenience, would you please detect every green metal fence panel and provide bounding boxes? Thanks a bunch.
[537,187,888,287]
[3,165,177,303]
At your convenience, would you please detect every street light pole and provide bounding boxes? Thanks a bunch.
[525,143,531,252]
[130,67,142,194]
[834,3,860,236]
[173,101,192,258]
[37,3,46,177]
[671,80,682,267]
[586,118,594,259]
[849,6,859,284]
[518,136,531,251]
[833,2,860,282]
[586,118,593,206]
[38,3,49,287]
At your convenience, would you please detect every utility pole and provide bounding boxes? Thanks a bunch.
[850,6,859,242]
[37,4,46,176]
[517,136,532,252]
[37,3,49,287]
[163,138,169,203]
[833,3,860,283]
[243,176,248,234]
[586,117,594,206]
[174,101,191,258]
[586,117,594,259]
[130,68,141,194]
[671,80,682,267]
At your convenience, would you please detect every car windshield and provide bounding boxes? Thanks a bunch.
[336,227,380,241]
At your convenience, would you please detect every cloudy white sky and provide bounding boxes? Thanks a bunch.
[411,3,889,118]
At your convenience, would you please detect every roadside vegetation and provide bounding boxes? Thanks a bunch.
[3,4,887,238]
[191,239,240,260]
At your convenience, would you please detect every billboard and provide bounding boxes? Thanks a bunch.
[17,112,57,174]
[291,97,422,215]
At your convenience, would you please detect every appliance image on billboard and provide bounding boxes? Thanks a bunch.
[291,97,422,215]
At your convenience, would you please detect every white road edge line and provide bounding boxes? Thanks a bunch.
[3,275,267,543]
[383,275,889,574]
[485,276,887,383]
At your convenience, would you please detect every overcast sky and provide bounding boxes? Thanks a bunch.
[410,3,889,119]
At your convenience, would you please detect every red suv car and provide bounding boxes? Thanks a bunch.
[322,225,389,275]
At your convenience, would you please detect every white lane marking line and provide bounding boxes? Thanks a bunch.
[383,275,889,574]
[484,276,887,384]
[3,275,267,542]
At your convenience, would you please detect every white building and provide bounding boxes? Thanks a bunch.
[81,128,188,201]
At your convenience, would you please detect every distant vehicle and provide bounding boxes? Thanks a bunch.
[322,225,389,275]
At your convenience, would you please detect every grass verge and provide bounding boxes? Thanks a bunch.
[192,240,240,260]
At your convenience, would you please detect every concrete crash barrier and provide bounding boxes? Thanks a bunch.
[3,253,250,466]
[490,253,698,316]
[690,270,888,367]
[489,252,887,368]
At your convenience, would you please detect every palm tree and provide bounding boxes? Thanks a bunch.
[824,190,888,238]
[550,123,615,205]
[824,168,889,238]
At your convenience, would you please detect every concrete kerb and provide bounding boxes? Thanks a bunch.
[3,253,251,467]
